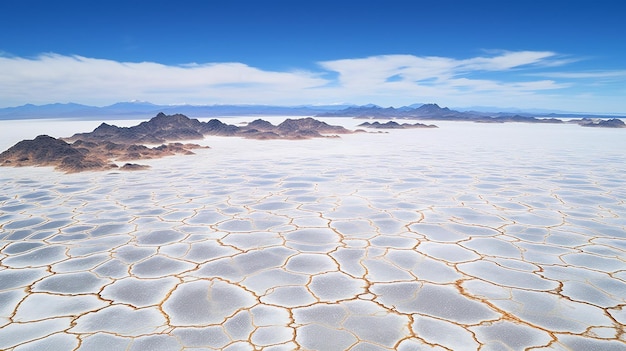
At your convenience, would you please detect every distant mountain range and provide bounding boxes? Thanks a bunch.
[316,103,626,120]
[0,101,355,120]
[0,101,624,121]
[317,103,626,127]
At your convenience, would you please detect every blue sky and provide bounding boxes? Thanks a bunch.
[1,0,625,113]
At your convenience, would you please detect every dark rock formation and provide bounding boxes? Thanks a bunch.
[65,113,353,143]
[0,134,207,173]
[276,117,351,135]
[358,121,438,129]
[202,118,240,136]
[319,103,566,124]
[238,117,352,139]
[476,115,563,124]
[0,135,111,172]
[1,113,354,173]
[120,163,151,171]
[318,103,477,120]
[571,118,626,128]
[66,113,207,144]
[245,119,276,131]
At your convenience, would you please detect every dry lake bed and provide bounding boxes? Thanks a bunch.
[0,117,625,350]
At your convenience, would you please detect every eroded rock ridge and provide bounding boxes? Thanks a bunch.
[0,113,354,173]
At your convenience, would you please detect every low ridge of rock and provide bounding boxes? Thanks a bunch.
[1,113,355,173]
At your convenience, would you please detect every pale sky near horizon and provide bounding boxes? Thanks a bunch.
[1,0,625,113]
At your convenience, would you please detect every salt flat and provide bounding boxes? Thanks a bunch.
[1,117,625,350]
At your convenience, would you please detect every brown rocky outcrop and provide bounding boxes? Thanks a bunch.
[0,134,207,173]
[65,113,353,143]
[358,121,438,129]
[1,113,354,173]
[572,118,626,128]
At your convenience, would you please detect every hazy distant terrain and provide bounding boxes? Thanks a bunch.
[0,102,351,120]
[1,101,625,121]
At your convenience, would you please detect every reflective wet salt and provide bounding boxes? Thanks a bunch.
[1,118,625,350]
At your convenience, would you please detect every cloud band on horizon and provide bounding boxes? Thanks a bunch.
[1,51,624,113]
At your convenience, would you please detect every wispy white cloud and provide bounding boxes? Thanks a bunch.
[315,51,571,104]
[0,53,327,106]
[529,70,626,79]
[444,78,568,91]
[458,50,557,71]
[318,51,559,86]
[0,51,624,113]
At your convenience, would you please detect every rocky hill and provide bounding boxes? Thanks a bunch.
[318,103,620,127]
[571,118,626,128]
[66,113,219,144]
[358,121,438,129]
[0,134,206,173]
[317,103,479,120]
[1,113,355,173]
[65,113,353,143]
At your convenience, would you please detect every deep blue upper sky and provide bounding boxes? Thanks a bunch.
[1,0,624,112]
[3,0,622,67]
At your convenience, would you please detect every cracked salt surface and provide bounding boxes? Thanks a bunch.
[1,118,625,350]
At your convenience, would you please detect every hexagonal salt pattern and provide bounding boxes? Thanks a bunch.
[1,120,625,350]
